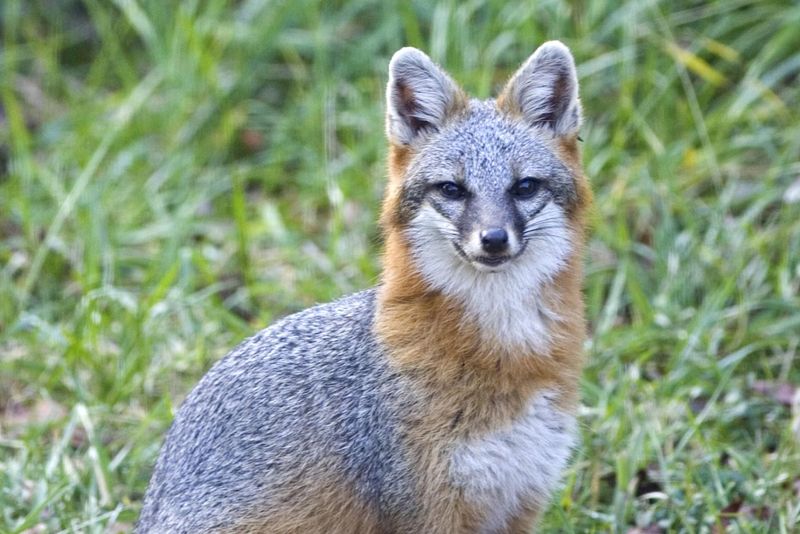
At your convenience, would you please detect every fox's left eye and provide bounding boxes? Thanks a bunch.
[510,178,542,199]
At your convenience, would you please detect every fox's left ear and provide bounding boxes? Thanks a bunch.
[498,41,581,137]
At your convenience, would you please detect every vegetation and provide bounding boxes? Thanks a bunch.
[1,0,798,531]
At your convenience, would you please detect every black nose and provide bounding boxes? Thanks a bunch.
[480,228,509,254]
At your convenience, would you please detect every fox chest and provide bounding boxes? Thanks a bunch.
[448,391,577,532]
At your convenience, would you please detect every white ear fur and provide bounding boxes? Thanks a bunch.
[386,47,462,145]
[500,41,581,136]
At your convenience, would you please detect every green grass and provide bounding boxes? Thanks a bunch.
[1,0,799,532]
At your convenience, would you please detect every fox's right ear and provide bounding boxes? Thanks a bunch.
[386,48,464,146]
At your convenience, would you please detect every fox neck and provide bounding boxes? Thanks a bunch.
[376,142,589,412]
[376,223,585,405]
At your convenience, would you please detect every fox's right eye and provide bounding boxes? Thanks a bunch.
[438,182,467,200]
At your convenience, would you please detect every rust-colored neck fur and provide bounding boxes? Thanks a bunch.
[375,140,591,417]
[371,138,590,532]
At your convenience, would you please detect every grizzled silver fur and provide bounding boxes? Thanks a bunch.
[138,41,584,533]
[137,290,416,532]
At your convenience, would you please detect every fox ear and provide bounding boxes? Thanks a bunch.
[386,47,464,145]
[498,41,581,137]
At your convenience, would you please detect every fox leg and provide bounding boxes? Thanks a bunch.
[506,501,543,534]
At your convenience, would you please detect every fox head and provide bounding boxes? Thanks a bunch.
[380,42,591,352]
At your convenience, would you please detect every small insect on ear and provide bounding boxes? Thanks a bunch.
[498,41,582,137]
[386,47,465,146]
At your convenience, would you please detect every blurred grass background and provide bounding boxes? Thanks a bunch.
[1,0,799,532]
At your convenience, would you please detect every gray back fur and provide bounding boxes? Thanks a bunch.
[137,290,416,532]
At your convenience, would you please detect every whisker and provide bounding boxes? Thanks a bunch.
[414,223,460,240]
[523,226,567,238]
[524,216,564,228]
[525,227,567,236]
[523,232,569,243]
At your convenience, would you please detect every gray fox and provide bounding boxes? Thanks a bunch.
[137,41,591,534]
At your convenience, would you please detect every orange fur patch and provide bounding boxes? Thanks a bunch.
[374,103,591,532]
[224,472,381,534]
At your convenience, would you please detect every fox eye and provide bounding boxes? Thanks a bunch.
[510,177,541,199]
[438,181,467,200]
